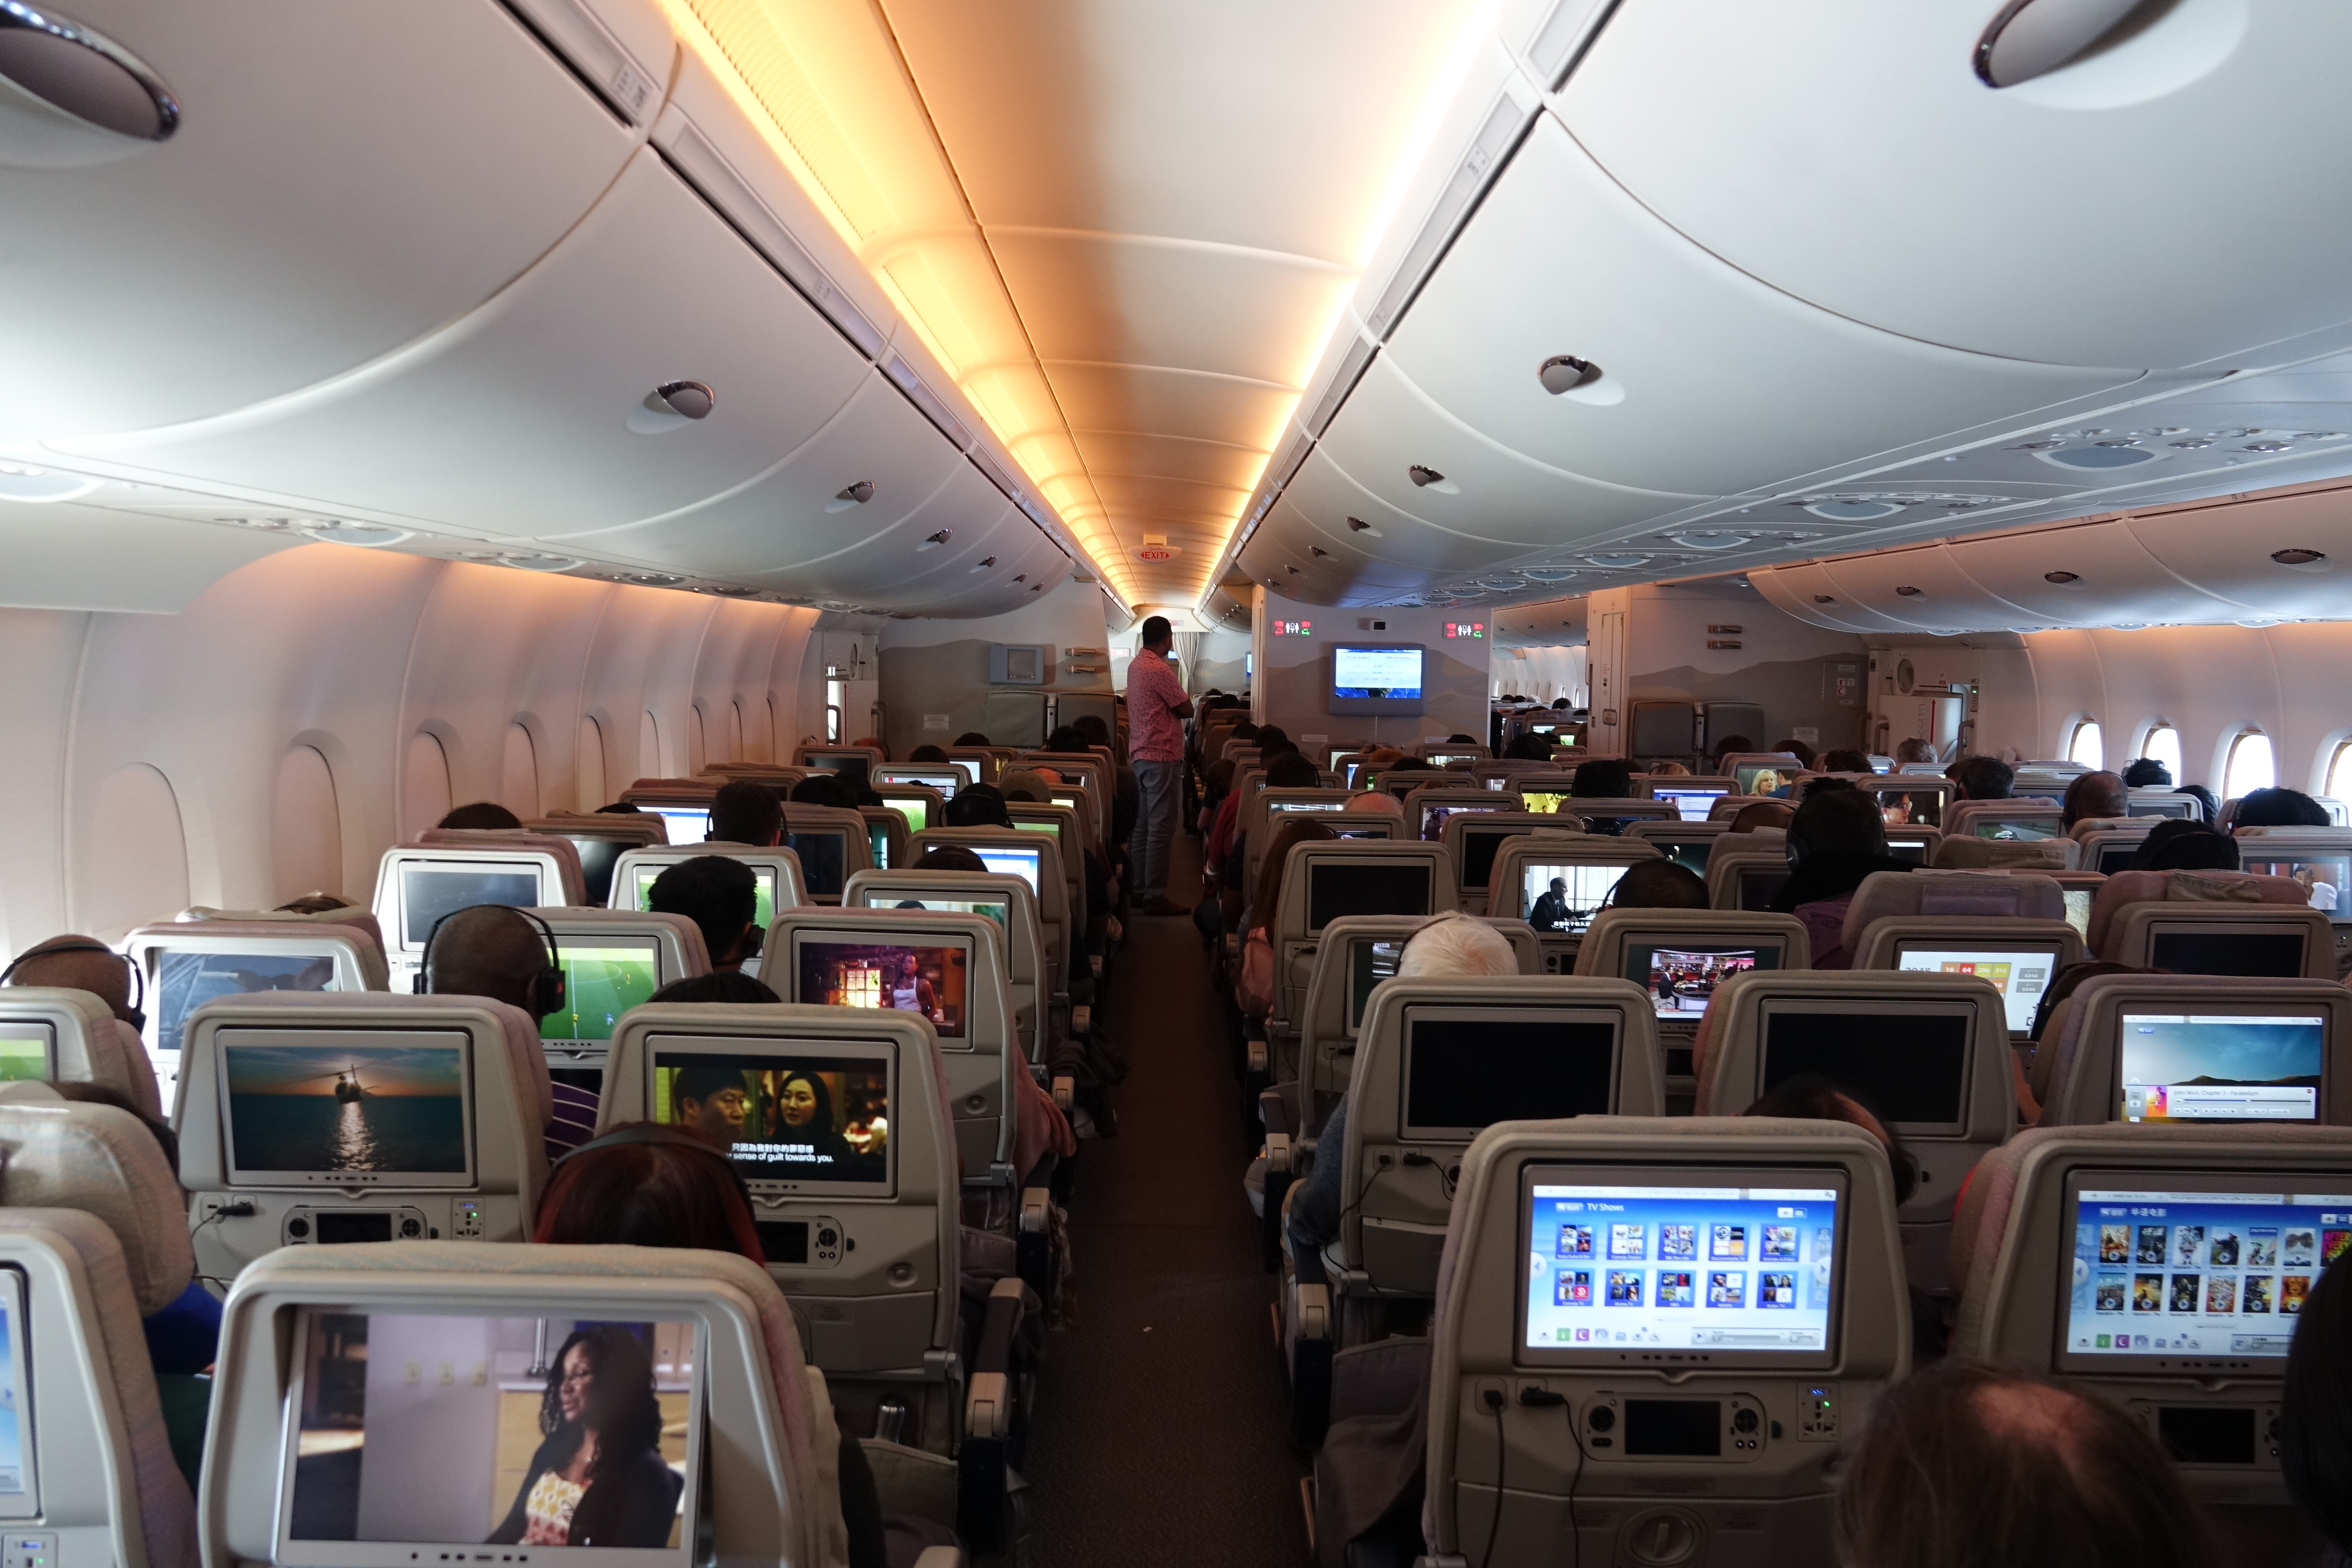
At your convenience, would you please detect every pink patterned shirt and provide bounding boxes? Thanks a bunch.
[1126,648,1189,762]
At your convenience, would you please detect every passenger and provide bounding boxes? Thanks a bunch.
[1768,788,1912,968]
[2281,1255,2352,1560]
[1232,816,1338,1019]
[1894,738,1935,766]
[1284,914,1517,1256]
[1128,615,1195,917]
[946,783,1013,829]
[1771,738,1818,769]
[907,743,950,763]
[953,731,991,746]
[423,904,596,1157]
[1821,748,1874,774]
[2061,770,2129,828]
[647,856,762,973]
[2175,783,2221,822]
[0,934,143,1027]
[851,735,886,759]
[1711,734,1756,767]
[278,892,354,914]
[790,773,852,809]
[708,779,784,846]
[2143,826,2239,873]
[1608,858,1709,910]
[648,971,781,1005]
[1739,1073,1916,1205]
[530,1131,911,1568]
[1950,755,2015,800]
[912,846,991,874]
[1650,760,1691,777]
[1344,791,1403,820]
[1502,731,1553,761]
[1833,1360,2218,1568]
[1727,800,1794,835]
[2235,786,2331,826]
[438,802,523,830]
[1570,757,1634,799]
[2122,757,2174,788]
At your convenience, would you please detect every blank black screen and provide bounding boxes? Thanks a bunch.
[572,838,622,905]
[1462,831,1510,889]
[2149,932,2305,978]
[789,831,847,896]
[2157,1406,2255,1466]
[1624,1401,1721,1457]
[1308,863,1432,930]
[1405,1018,1615,1128]
[1738,869,1791,912]
[757,1220,810,1264]
[1763,1011,1968,1125]
[315,1213,394,1245]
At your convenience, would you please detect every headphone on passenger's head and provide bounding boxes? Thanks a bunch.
[0,939,146,1031]
[414,904,566,1019]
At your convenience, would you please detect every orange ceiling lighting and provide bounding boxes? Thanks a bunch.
[655,0,1486,610]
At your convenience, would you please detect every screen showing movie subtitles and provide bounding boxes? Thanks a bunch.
[650,1051,887,1185]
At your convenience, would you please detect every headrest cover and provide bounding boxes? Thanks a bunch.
[0,1097,193,1314]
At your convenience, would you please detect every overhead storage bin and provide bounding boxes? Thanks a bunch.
[0,0,642,442]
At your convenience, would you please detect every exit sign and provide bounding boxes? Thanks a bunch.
[1444,621,1486,639]
[1273,619,1313,636]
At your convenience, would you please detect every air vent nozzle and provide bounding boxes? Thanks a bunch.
[1974,0,2145,88]
[654,381,714,419]
[2045,570,2081,584]
[2273,549,2327,566]
[825,480,875,514]
[1537,354,1601,395]
[0,5,178,157]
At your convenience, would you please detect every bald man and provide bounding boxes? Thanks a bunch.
[4,935,140,1025]
[2062,769,2129,828]
[423,905,596,1157]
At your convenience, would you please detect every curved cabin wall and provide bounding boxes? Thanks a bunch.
[0,544,821,947]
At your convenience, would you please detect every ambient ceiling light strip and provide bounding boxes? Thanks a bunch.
[652,0,1138,604]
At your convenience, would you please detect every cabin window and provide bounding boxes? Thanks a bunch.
[2140,723,2184,783]
[2327,740,2352,801]
[2066,719,2103,769]
[2224,730,2276,800]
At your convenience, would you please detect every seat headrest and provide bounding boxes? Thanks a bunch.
[1842,871,2063,949]
[0,1089,192,1314]
[2085,869,2310,953]
[145,915,391,990]
[1932,836,2073,871]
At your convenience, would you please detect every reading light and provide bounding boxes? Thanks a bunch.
[655,381,714,419]
[627,573,685,586]
[2272,549,2327,566]
[826,480,876,514]
[1895,585,1923,597]
[301,521,408,547]
[1346,516,1382,537]
[1813,595,1837,604]
[1406,465,1459,494]
[1310,546,1329,557]
[1537,354,1601,395]
[2045,570,2082,584]
[969,555,997,573]
[916,529,951,551]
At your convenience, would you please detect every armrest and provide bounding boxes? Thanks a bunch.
[911,1549,964,1568]
[1051,1074,1074,1112]
[964,1276,1027,1439]
[1070,1003,1091,1037]
[1286,1236,1334,1445]
[1019,1157,1059,1301]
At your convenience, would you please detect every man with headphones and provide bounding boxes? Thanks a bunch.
[0,934,145,1030]
[418,904,595,1156]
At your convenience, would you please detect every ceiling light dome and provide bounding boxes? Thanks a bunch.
[0,4,179,167]
[826,480,876,514]
[0,461,99,502]
[1585,552,1648,570]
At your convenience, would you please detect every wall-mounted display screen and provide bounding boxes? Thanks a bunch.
[2118,1013,2325,1123]
[1520,1168,1844,1367]
[1330,645,1426,716]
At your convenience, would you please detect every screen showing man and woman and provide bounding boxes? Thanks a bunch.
[541,939,662,1045]
[1331,645,1424,701]
[1655,788,1726,822]
[2063,1183,2351,1361]
[2118,1013,2325,1123]
[972,845,1043,893]
[648,1048,889,1186]
[1404,1012,1616,1131]
[1629,946,1773,1019]
[0,1272,36,1519]
[2240,853,2350,916]
[1873,789,1945,828]
[1733,763,1791,797]
[150,950,337,1054]
[786,831,847,897]
[400,866,543,947]
[794,941,969,1039]
[1761,1009,1970,1129]
[286,1315,696,1553]
[223,1039,469,1180]
[1893,949,2056,1033]
[635,866,777,931]
[643,807,711,846]
[1521,864,1629,933]
[1524,1178,1841,1356]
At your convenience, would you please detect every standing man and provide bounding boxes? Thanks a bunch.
[1126,614,1194,914]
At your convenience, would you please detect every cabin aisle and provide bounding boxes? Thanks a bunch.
[1027,828,1310,1564]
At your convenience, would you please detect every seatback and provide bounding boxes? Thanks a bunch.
[599,1005,959,1379]
[2074,818,2157,876]
[1562,797,1681,835]
[170,902,391,982]
[1244,788,1354,891]
[1573,910,1812,1093]
[528,909,711,1076]
[1696,969,2017,1292]
[1273,843,1457,1034]
[1445,812,1572,915]
[1943,800,2068,844]
[1338,978,1665,1296]
[0,988,164,1119]
[781,805,875,904]
[1403,786,1525,847]
[414,829,590,903]
[1704,838,1797,914]
[1297,916,1542,1108]
[1624,818,1728,881]
[874,763,963,801]
[529,814,668,905]
[611,845,810,927]
[2232,826,2352,938]
[1861,775,1953,829]
[1425,1119,1909,1567]
[1843,871,2081,1036]
[2129,787,2203,820]
[126,918,389,1110]
[371,843,582,990]
[943,748,996,786]
[1002,804,1083,928]
[1705,794,1777,822]
[1489,836,1665,972]
[175,992,554,1279]
[1949,1123,2352,1512]
[2034,973,2352,1128]
[908,828,1070,1004]
[1932,834,2080,871]
[795,743,885,775]
[206,1242,841,1568]
[2091,870,2332,976]
[843,871,1046,1066]
[1881,825,1944,867]
[0,1090,195,1317]
[766,909,1017,1186]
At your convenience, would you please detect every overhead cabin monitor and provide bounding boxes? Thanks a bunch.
[1759,993,1978,1138]
[276,1310,703,1561]
[1520,1165,1846,1367]
[2056,1171,2345,1371]
[1893,938,2062,1034]
[1328,644,1426,717]
[1401,1003,1621,1136]
[1305,855,1436,933]
[2117,1011,2326,1125]
[877,765,959,800]
[789,931,973,1044]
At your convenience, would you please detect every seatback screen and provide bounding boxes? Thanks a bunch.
[972,845,1043,893]
[1420,802,1500,841]
[399,864,542,947]
[1306,863,1432,932]
[1737,867,1791,912]
[1893,947,2059,1033]
[1761,1007,1971,1130]
[1347,937,1404,1033]
[284,1312,701,1558]
[645,806,711,844]
[872,894,1010,933]
[635,864,777,932]
[1655,789,1725,822]
[2059,1172,2352,1370]
[2118,1013,2324,1123]
[1971,817,2062,841]
[1521,863,1628,933]
[541,937,663,1045]
[1626,945,1777,1020]
[647,1037,891,1191]
[1460,828,1517,890]
[792,939,971,1040]
[570,837,624,905]
[0,1024,51,1086]
[1403,1010,1617,1133]
[787,831,848,897]
[1733,764,1791,797]
[878,795,929,835]
[220,1030,474,1186]
[877,768,958,799]
[1521,1168,1844,1367]
[2239,854,2350,918]
[0,1270,37,1519]
[157,950,338,1056]
[2148,930,2306,978]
